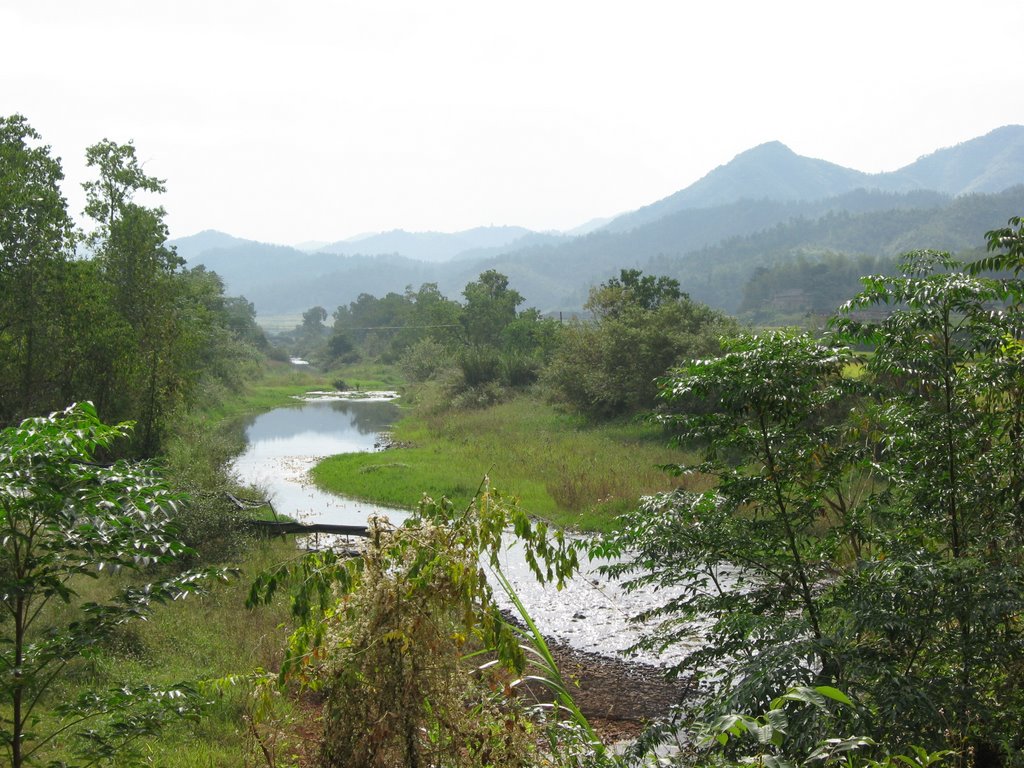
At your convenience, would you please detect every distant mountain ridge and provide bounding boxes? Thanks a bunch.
[171,125,1024,320]
[882,124,1024,194]
[317,225,546,262]
[604,125,1024,233]
[170,230,257,262]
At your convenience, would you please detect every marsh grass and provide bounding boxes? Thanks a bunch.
[312,390,702,532]
[23,540,300,767]
[200,359,402,422]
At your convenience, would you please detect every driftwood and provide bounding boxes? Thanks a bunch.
[246,520,368,537]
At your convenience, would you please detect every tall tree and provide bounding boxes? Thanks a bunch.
[0,115,75,422]
[83,139,184,453]
[461,269,523,347]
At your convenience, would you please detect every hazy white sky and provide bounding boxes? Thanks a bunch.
[3,0,1021,245]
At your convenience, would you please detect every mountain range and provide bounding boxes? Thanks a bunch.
[174,125,1024,320]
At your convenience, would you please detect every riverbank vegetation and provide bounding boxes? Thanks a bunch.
[314,388,698,531]
[303,219,1024,767]
[7,111,1024,767]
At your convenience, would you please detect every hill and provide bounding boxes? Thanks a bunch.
[603,125,1024,233]
[174,127,1024,320]
[605,141,872,233]
[169,229,256,262]
[318,225,544,262]
[881,124,1024,194]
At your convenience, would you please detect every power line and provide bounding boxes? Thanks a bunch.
[339,324,462,331]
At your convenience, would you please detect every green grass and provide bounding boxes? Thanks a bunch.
[21,539,304,767]
[312,388,706,532]
[6,360,409,766]
[195,359,405,424]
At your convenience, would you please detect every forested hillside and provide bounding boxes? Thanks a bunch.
[179,126,1024,321]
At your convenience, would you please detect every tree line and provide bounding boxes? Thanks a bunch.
[284,266,736,418]
[0,115,267,457]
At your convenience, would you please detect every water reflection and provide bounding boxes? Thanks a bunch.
[230,398,409,527]
[236,399,399,457]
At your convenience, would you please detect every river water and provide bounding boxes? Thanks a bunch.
[230,393,696,665]
[230,392,410,527]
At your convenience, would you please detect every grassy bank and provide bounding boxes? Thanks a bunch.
[200,360,403,421]
[312,386,703,532]
[14,363,411,766]
[27,538,302,767]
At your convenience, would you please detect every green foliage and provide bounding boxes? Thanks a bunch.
[0,116,267,457]
[0,114,76,423]
[399,337,453,382]
[499,350,540,387]
[544,270,737,418]
[597,219,1024,765]
[83,138,166,233]
[587,268,684,317]
[248,485,580,767]
[159,407,256,562]
[595,331,866,727]
[324,282,463,365]
[0,403,232,767]
[829,245,1024,754]
[458,344,502,388]
[693,685,952,768]
[461,269,525,347]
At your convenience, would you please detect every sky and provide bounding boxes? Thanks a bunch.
[3,0,1022,246]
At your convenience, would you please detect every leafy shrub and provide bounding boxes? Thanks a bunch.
[399,337,453,383]
[543,272,736,419]
[450,381,507,410]
[0,403,231,767]
[248,487,583,767]
[458,345,501,387]
[499,351,540,387]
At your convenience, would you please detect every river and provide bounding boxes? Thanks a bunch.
[230,393,696,666]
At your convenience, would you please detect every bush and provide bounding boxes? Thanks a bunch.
[399,337,453,383]
[499,351,540,387]
[457,345,501,388]
[543,277,736,419]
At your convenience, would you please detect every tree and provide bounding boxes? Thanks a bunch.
[82,139,189,454]
[586,268,683,318]
[2,119,266,454]
[544,271,735,418]
[0,115,76,423]
[83,139,166,236]
[461,270,524,347]
[0,403,227,767]
[831,248,1024,754]
[595,331,866,738]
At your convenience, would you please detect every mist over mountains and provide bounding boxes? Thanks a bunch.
[175,125,1024,320]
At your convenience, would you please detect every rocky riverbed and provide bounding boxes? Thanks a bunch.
[540,635,694,743]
